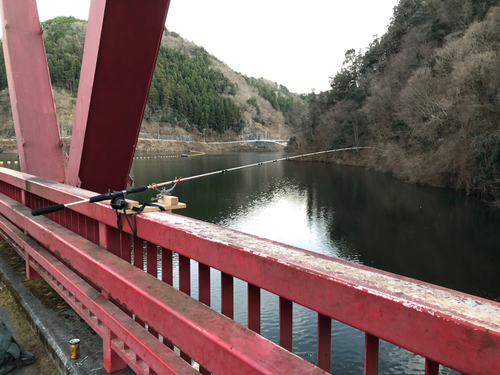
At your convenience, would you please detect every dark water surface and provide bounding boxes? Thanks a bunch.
[128,151,500,374]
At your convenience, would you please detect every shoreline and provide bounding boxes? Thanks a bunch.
[0,138,284,155]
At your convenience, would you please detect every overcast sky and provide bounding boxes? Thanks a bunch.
[34,0,397,94]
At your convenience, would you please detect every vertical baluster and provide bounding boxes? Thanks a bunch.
[317,313,332,372]
[178,254,192,363]
[198,263,210,306]
[161,247,173,285]
[364,333,379,375]
[179,255,191,296]
[198,264,212,375]
[25,253,40,280]
[57,204,63,225]
[102,224,120,256]
[46,199,56,222]
[247,283,260,334]
[279,297,293,351]
[146,241,157,277]
[78,213,86,237]
[64,208,71,230]
[86,217,95,243]
[25,192,31,208]
[160,247,175,350]
[71,211,79,233]
[133,237,144,270]
[120,232,131,263]
[221,272,234,319]
[425,359,439,375]
[102,327,127,373]
[94,220,100,245]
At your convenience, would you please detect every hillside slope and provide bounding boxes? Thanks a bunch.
[297,0,500,204]
[0,16,305,140]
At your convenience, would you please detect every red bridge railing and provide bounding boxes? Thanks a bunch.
[0,167,498,374]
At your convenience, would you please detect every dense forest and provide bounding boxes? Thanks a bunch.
[1,4,499,202]
[295,0,500,204]
[0,16,302,136]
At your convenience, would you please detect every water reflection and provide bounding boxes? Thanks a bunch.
[218,178,338,257]
[129,152,500,374]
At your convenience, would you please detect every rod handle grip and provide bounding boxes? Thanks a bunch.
[31,204,65,216]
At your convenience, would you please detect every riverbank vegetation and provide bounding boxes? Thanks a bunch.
[291,0,500,204]
[0,4,499,203]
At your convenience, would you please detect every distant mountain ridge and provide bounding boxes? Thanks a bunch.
[0,16,306,139]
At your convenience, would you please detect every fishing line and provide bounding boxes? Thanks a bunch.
[31,146,376,216]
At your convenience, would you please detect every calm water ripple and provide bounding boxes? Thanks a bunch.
[130,151,500,374]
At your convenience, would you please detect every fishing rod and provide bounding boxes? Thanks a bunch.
[31,146,376,217]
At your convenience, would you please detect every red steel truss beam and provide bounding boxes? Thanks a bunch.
[66,0,171,192]
[9,170,500,375]
[0,192,326,375]
[0,0,65,182]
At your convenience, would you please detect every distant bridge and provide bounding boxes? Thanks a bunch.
[206,139,289,147]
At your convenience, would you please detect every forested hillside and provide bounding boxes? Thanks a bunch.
[0,16,304,138]
[296,0,500,204]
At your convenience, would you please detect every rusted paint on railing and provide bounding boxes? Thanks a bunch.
[1,168,500,374]
[0,213,198,375]
[0,190,326,374]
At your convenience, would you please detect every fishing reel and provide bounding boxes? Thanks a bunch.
[110,196,128,210]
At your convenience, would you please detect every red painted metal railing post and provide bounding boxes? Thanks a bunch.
[146,242,157,277]
[71,211,79,234]
[161,247,175,350]
[179,255,191,296]
[279,297,293,351]
[107,226,121,257]
[178,254,193,363]
[120,232,131,263]
[221,272,234,319]
[425,359,439,375]
[161,247,173,285]
[103,326,127,373]
[364,333,379,375]
[248,284,261,334]
[86,217,96,244]
[26,253,40,280]
[198,263,211,306]
[133,237,144,270]
[78,213,86,238]
[317,313,331,372]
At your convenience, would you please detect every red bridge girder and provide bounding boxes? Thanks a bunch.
[66,0,171,192]
[0,0,66,183]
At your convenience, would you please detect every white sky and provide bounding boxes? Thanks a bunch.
[34,0,397,94]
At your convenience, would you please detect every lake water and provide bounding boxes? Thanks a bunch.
[128,151,500,374]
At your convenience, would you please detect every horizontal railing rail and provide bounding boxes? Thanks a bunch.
[0,167,499,374]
